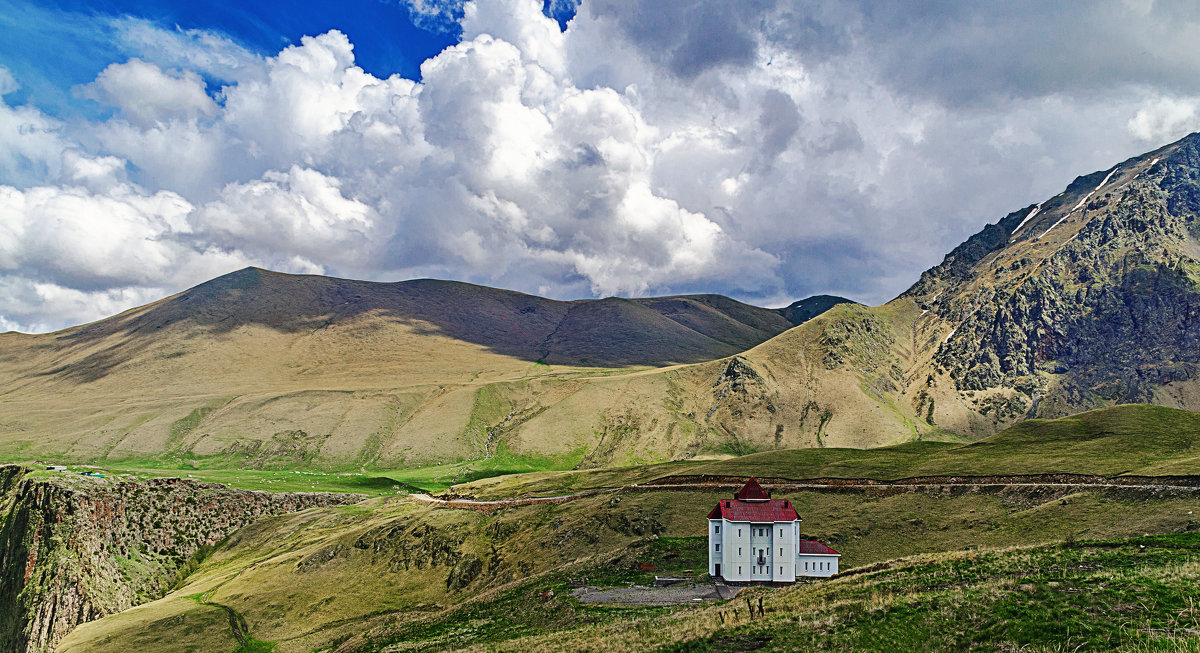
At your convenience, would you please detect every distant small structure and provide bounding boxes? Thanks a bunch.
[45,465,69,471]
[707,477,840,583]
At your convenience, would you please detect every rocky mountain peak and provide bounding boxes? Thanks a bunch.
[909,131,1200,410]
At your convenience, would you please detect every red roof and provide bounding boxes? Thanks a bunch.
[707,498,799,522]
[734,477,771,501]
[797,540,840,555]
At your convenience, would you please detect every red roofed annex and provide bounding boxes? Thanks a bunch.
[708,477,840,583]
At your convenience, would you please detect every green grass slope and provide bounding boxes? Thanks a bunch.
[695,403,1200,480]
[57,483,1200,652]
[509,534,1200,652]
[53,406,1200,651]
[37,403,1196,503]
[456,404,1200,500]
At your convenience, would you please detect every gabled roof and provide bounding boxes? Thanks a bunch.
[734,477,771,501]
[707,498,799,523]
[797,540,840,555]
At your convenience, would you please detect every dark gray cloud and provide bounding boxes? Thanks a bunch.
[586,0,773,78]
[752,89,801,172]
[791,0,1200,108]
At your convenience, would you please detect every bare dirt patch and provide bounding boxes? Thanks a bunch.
[571,583,740,605]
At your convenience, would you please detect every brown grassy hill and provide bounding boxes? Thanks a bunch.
[0,269,829,470]
[46,267,794,370]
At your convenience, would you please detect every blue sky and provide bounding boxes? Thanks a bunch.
[2,0,1199,332]
[0,0,476,117]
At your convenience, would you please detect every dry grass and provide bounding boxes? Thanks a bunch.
[58,481,1200,652]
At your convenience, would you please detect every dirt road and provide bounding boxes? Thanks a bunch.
[409,474,1200,511]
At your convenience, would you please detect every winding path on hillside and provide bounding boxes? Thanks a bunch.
[408,475,1200,510]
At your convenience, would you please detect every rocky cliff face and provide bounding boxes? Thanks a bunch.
[917,134,1200,410]
[0,466,361,653]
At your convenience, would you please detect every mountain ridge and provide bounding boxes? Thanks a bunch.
[43,265,846,369]
[0,266,852,469]
[5,133,1200,469]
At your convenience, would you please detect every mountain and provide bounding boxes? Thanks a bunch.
[706,131,1200,444]
[905,133,1200,425]
[0,269,845,469]
[779,295,857,325]
[557,130,1200,455]
[39,266,803,370]
[6,133,1200,471]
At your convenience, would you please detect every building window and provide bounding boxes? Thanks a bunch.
[805,562,808,570]
[738,528,742,537]
[715,544,720,552]
[779,566,783,575]
[779,547,783,556]
[739,566,742,574]
[738,548,742,555]
[779,528,783,537]
[715,525,720,534]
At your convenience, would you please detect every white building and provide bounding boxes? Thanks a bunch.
[708,477,840,583]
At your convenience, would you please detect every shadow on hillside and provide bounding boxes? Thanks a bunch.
[46,268,802,382]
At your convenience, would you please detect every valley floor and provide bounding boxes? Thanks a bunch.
[55,477,1200,652]
[34,406,1200,652]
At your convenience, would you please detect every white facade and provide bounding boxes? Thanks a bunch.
[707,479,840,583]
[798,553,839,577]
[709,517,836,582]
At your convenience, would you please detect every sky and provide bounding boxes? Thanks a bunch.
[2,0,1200,332]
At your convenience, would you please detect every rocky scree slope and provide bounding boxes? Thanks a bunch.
[909,132,1200,420]
[0,465,361,653]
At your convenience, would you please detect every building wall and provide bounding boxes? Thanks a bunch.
[712,518,805,582]
[711,516,840,582]
[717,519,756,581]
[749,524,773,581]
[708,519,721,576]
[797,554,838,577]
[774,521,795,582]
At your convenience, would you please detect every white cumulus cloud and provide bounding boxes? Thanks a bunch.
[83,59,218,126]
[4,0,1200,332]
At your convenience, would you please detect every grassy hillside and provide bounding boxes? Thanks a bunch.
[49,404,1200,650]
[0,268,810,471]
[508,534,1200,652]
[455,404,1200,500]
[57,480,1200,652]
[30,404,1200,500]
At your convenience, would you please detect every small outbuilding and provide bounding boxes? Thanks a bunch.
[707,477,839,583]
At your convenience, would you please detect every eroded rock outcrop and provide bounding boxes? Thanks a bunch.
[0,466,362,653]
